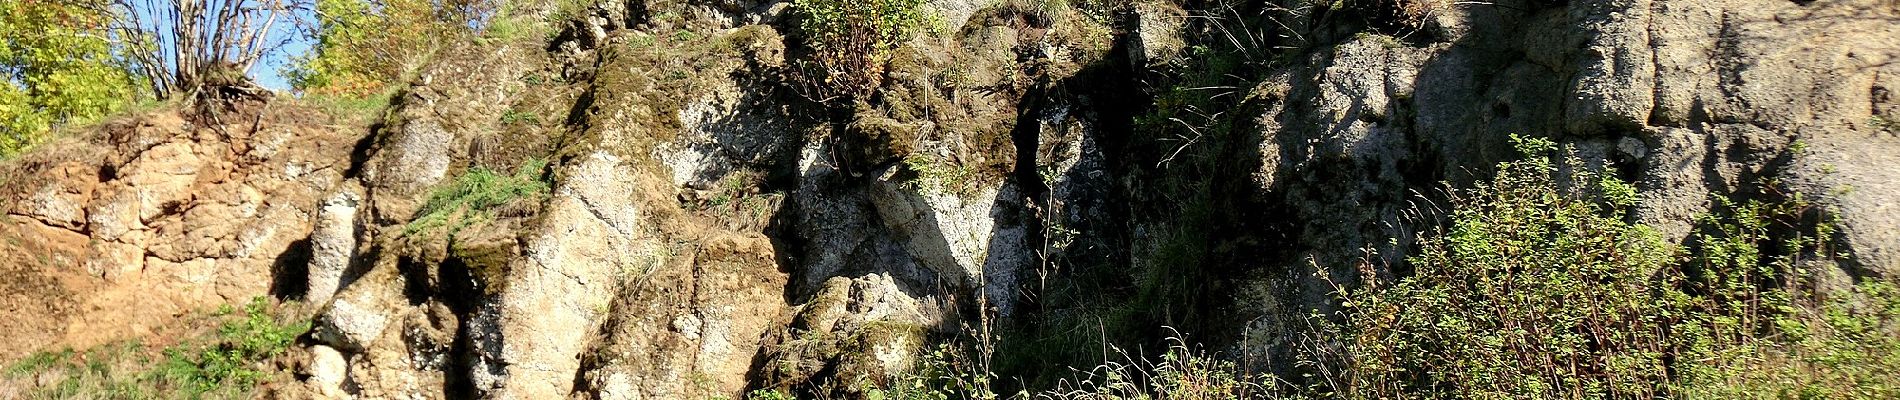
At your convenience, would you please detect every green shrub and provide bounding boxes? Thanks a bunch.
[500,107,543,126]
[744,389,798,400]
[0,0,142,158]
[1315,136,1686,398]
[156,297,310,396]
[1682,282,1900,399]
[1303,135,1897,399]
[790,0,932,102]
[998,134,1893,400]
[1675,195,1898,399]
[902,154,977,195]
[289,0,497,97]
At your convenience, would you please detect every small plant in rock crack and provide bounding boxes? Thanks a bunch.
[499,107,542,126]
[902,154,978,195]
[405,158,551,237]
[1872,114,1899,133]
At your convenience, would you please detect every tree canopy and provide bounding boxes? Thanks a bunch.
[0,0,141,157]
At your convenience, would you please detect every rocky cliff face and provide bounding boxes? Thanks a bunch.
[1,0,1896,398]
[1,108,358,361]
[1232,0,1900,364]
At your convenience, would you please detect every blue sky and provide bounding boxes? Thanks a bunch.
[257,34,311,91]
[247,8,316,91]
[130,4,316,92]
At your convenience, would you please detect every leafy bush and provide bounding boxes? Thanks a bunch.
[157,297,310,395]
[0,0,142,158]
[1314,136,1686,398]
[289,0,498,97]
[1683,282,1900,399]
[1673,195,1899,399]
[1297,135,1900,399]
[790,0,932,102]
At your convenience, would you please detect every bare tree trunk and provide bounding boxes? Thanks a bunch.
[108,0,301,99]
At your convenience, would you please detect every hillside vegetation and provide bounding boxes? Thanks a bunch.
[1,0,1896,399]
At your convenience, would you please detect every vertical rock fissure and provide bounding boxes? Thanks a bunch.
[438,256,486,399]
[1008,83,1049,308]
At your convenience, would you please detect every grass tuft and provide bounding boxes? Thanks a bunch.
[405,158,551,237]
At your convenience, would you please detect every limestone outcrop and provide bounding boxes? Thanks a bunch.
[0,0,1895,398]
[0,108,358,360]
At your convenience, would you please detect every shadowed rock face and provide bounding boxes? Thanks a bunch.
[1,0,1896,398]
[1235,0,1900,362]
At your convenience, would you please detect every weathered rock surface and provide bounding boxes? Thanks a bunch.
[0,108,358,360]
[1234,0,1900,362]
[1,0,1896,398]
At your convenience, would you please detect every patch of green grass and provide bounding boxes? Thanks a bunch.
[0,297,307,399]
[1351,31,1403,48]
[405,158,552,236]
[541,0,596,29]
[671,29,701,43]
[156,297,310,396]
[477,0,565,47]
[859,343,1004,400]
[1036,333,1276,399]
[628,33,658,49]
[902,154,977,196]
[743,388,798,400]
[500,107,543,126]
[3,349,75,376]
[301,89,396,122]
[1,343,156,399]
